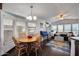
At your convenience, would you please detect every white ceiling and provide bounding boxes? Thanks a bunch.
[2,3,79,22]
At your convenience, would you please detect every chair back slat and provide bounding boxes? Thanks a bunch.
[12,37,19,46]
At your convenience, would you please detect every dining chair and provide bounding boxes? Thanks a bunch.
[12,37,27,56]
[35,41,42,56]
[32,37,42,56]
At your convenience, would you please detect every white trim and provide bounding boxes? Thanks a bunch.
[71,39,75,56]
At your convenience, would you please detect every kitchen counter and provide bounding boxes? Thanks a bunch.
[70,37,79,56]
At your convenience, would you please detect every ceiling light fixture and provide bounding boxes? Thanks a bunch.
[58,14,64,20]
[26,5,37,21]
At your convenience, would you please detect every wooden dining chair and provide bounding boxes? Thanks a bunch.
[35,41,42,56]
[12,37,27,56]
[31,37,42,56]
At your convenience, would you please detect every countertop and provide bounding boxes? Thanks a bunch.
[70,37,79,41]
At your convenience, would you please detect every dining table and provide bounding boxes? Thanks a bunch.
[16,34,40,42]
[16,34,41,55]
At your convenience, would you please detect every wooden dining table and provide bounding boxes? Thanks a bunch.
[15,34,41,55]
[16,34,40,43]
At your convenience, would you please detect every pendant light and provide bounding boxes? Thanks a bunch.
[26,5,37,21]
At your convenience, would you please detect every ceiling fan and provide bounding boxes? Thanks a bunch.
[53,12,69,20]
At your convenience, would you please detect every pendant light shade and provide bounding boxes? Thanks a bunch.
[26,5,37,21]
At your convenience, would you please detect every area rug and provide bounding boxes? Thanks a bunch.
[46,40,70,54]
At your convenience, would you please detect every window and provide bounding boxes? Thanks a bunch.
[16,21,26,36]
[16,21,26,27]
[4,19,13,30]
[3,18,13,46]
[72,24,79,36]
[4,19,13,26]
[58,25,63,32]
[51,25,57,32]
[28,23,36,27]
[64,24,71,32]
[27,22,36,34]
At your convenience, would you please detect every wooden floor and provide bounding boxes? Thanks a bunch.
[2,39,70,56]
